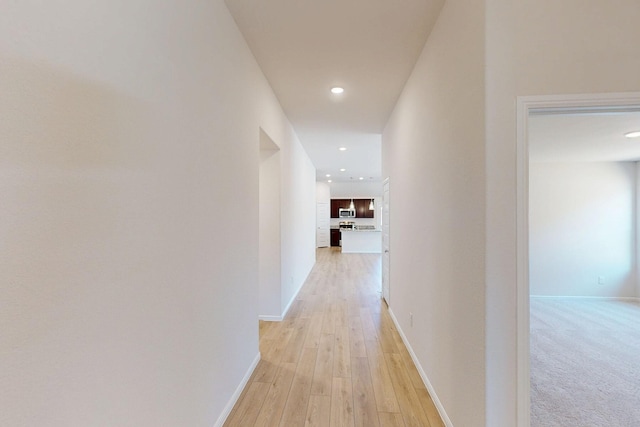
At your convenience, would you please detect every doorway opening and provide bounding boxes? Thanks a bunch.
[259,128,282,321]
[516,92,640,426]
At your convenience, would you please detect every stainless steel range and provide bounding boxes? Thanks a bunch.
[354,225,376,231]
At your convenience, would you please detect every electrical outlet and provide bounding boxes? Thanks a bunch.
[598,276,605,285]
[410,312,413,327]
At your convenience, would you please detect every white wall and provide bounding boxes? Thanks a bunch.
[316,182,331,203]
[381,0,486,425]
[329,181,382,198]
[0,1,315,425]
[280,131,316,316]
[485,0,640,424]
[529,162,637,297]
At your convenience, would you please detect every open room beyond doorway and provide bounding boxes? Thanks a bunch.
[516,92,640,426]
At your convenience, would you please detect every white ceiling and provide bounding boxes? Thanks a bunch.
[224,2,640,179]
[529,111,640,163]
[224,0,445,182]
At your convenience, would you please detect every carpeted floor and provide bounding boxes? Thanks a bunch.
[530,298,640,426]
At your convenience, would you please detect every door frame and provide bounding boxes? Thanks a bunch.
[316,202,330,248]
[515,91,640,426]
[382,177,390,304]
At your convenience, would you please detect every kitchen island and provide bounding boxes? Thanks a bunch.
[340,229,382,254]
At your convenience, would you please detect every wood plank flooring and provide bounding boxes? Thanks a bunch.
[225,247,444,427]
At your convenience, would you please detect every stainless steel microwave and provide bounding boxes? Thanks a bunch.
[339,208,356,218]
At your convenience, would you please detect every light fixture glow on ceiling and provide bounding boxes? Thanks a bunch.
[328,179,332,183]
[339,147,347,151]
[331,87,344,94]
[625,131,640,138]
[340,168,346,172]
[359,177,364,180]
[326,174,331,177]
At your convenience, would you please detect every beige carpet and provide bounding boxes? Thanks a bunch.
[530,298,640,426]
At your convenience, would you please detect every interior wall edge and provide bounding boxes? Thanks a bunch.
[636,161,640,298]
[387,308,454,427]
[212,352,261,427]
[280,263,314,320]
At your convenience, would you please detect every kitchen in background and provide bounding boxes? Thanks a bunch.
[328,197,382,253]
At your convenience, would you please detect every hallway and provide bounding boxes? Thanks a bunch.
[225,248,444,426]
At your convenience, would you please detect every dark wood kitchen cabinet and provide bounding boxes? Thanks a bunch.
[354,199,375,218]
[330,229,341,247]
[330,199,352,218]
[365,199,375,218]
[331,198,375,218]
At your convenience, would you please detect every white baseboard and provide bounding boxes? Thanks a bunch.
[260,265,313,322]
[388,308,453,427]
[280,285,300,319]
[531,295,640,302]
[213,352,261,427]
[259,314,283,322]
[258,283,304,322]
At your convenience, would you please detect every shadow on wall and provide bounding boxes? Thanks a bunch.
[0,54,181,360]
[259,128,281,319]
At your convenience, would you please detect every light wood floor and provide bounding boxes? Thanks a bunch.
[224,247,444,427]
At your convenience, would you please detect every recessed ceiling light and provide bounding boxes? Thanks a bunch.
[340,168,346,172]
[326,174,331,177]
[339,147,347,151]
[625,131,640,138]
[327,179,332,183]
[331,87,344,94]
[359,177,364,180]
